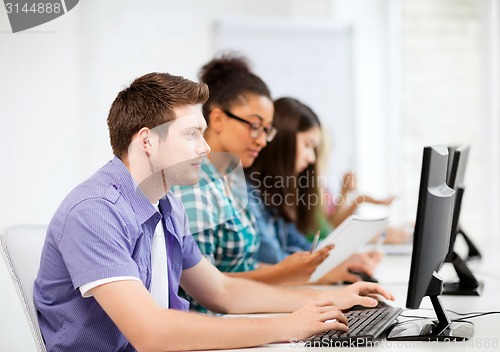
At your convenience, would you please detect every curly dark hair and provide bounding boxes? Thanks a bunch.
[198,53,271,121]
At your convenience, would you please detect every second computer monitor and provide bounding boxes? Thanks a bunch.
[446,145,482,261]
[445,145,470,258]
[442,145,483,295]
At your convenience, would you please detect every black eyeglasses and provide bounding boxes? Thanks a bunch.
[223,110,277,142]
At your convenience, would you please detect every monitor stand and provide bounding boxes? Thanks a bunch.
[443,251,483,296]
[387,273,474,341]
[458,227,482,261]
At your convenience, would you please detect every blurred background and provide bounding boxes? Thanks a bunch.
[1,0,499,348]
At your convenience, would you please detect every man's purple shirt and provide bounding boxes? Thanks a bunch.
[34,157,202,351]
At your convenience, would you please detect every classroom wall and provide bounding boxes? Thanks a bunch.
[401,0,490,241]
[0,0,296,233]
[0,0,398,234]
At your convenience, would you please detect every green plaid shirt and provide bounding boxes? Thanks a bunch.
[172,158,259,274]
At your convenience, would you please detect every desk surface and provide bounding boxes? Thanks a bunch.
[198,250,500,351]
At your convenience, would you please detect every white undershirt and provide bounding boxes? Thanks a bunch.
[80,204,169,308]
[150,203,169,308]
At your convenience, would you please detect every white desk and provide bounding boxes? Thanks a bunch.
[198,249,500,351]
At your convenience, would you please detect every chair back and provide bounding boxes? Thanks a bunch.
[0,225,48,352]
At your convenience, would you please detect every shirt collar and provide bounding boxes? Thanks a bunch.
[110,156,159,225]
[159,195,173,218]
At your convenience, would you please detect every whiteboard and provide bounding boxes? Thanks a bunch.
[214,18,355,191]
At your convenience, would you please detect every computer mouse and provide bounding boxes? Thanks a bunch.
[343,269,379,284]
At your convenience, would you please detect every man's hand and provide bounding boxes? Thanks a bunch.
[275,300,348,342]
[319,282,395,310]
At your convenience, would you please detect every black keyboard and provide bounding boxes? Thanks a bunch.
[308,305,403,347]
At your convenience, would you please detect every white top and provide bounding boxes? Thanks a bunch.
[80,276,140,298]
[80,203,169,308]
[150,203,169,308]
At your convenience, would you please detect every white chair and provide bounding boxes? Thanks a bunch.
[0,225,48,352]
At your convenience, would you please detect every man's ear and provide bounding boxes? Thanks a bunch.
[137,127,153,153]
[208,108,226,133]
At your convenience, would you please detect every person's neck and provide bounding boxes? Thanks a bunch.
[121,154,170,203]
[204,132,231,174]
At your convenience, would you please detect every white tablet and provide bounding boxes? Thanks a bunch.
[309,216,389,282]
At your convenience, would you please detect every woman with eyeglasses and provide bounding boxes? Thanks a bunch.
[171,55,337,312]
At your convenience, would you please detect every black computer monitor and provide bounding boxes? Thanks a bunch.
[445,145,469,261]
[387,146,474,341]
[446,145,482,261]
[442,146,483,296]
[445,145,458,183]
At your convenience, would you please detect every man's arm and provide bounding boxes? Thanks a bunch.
[181,257,317,313]
[181,257,395,314]
[91,278,348,351]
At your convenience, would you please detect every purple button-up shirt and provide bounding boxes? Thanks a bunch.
[34,157,202,352]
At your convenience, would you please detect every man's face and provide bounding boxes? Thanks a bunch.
[149,105,210,187]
